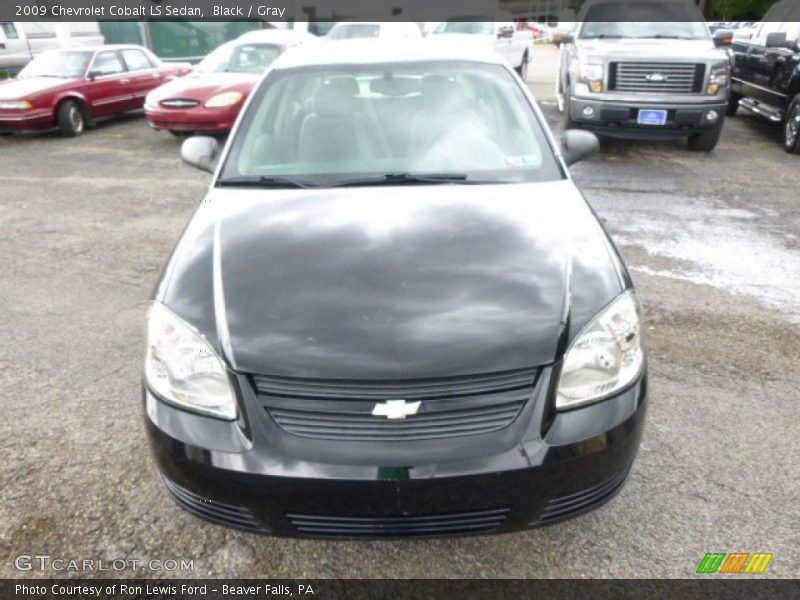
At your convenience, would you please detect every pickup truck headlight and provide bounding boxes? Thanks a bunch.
[707,61,730,95]
[575,62,604,92]
[205,91,243,108]
[145,302,237,420]
[556,291,644,410]
[0,100,33,110]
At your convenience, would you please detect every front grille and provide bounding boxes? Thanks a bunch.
[287,507,511,538]
[530,469,630,527]
[609,62,705,94]
[162,476,269,533]
[253,368,537,442]
[160,98,200,109]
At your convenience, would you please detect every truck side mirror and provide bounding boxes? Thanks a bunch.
[765,31,787,48]
[497,26,514,39]
[713,28,733,47]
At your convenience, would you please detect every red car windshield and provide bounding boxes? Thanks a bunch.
[19,51,93,78]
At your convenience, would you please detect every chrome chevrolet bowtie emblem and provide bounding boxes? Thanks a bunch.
[372,400,421,420]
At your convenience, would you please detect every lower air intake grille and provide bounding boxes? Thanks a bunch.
[531,469,630,527]
[253,368,537,442]
[162,476,269,533]
[287,507,511,538]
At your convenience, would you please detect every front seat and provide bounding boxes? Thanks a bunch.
[297,77,385,163]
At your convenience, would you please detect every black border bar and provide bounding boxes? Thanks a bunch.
[2,579,800,600]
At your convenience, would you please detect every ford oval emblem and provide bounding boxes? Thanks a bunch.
[646,72,668,83]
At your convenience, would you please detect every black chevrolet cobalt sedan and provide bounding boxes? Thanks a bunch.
[144,39,647,538]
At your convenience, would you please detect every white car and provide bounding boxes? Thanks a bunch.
[326,22,423,41]
[430,20,532,80]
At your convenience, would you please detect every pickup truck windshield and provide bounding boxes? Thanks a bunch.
[219,62,562,187]
[434,22,494,35]
[327,24,381,39]
[18,51,93,78]
[580,3,709,40]
[195,43,280,74]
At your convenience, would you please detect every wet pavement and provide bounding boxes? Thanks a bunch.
[1,44,798,578]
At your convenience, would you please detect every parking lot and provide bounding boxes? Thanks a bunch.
[1,44,798,578]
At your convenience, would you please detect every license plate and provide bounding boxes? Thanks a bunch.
[637,109,668,126]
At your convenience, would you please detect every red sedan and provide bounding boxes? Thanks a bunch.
[0,45,190,137]
[144,30,309,135]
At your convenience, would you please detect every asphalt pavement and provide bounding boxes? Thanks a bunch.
[1,44,798,578]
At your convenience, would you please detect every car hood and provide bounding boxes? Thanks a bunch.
[575,39,727,62]
[0,77,76,99]
[148,72,260,102]
[158,181,627,379]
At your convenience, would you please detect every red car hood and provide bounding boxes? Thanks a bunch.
[148,72,260,103]
[0,77,78,100]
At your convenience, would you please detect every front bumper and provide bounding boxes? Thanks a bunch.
[568,95,727,139]
[144,365,647,538]
[0,109,54,133]
[145,105,238,133]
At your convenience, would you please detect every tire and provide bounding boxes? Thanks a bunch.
[56,100,85,137]
[562,91,577,130]
[688,125,722,152]
[726,90,741,116]
[515,53,529,81]
[782,94,800,154]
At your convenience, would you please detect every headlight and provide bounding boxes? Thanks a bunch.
[204,91,243,108]
[707,60,730,94]
[145,302,237,420]
[556,291,644,410]
[0,100,33,110]
[574,62,604,92]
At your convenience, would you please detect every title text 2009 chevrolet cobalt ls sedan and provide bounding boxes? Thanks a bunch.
[144,40,647,538]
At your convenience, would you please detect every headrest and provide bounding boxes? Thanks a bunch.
[313,77,360,115]
[420,75,465,112]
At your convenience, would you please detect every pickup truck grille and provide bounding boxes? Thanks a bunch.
[609,62,705,94]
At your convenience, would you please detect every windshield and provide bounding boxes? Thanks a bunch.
[18,51,93,78]
[195,43,280,74]
[327,24,381,39]
[219,62,561,187]
[434,22,495,35]
[580,3,710,39]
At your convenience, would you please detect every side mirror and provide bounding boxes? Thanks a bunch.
[560,33,575,44]
[765,31,787,48]
[498,27,514,39]
[713,28,733,47]
[181,136,220,174]
[561,129,599,166]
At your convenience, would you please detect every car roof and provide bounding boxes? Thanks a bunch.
[272,38,506,70]
[54,44,149,53]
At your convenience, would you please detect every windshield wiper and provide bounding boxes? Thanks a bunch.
[581,34,625,39]
[216,176,319,189]
[325,173,480,187]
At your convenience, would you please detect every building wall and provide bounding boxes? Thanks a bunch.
[99,21,262,63]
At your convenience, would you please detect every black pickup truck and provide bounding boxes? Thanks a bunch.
[728,0,800,153]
